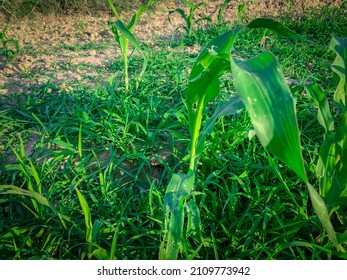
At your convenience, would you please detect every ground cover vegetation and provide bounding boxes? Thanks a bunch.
[0,0,347,259]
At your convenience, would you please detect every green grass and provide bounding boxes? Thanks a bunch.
[1,4,347,259]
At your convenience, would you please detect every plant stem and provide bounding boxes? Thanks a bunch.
[189,97,205,171]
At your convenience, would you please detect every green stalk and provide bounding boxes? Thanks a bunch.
[189,96,205,171]
[121,39,129,92]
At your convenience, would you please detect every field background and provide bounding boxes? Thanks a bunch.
[1,0,347,260]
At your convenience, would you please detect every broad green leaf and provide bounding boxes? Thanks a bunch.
[330,36,347,197]
[230,52,307,183]
[335,117,347,195]
[186,199,201,235]
[75,187,93,245]
[305,82,335,133]
[307,183,340,249]
[201,94,244,136]
[329,36,347,108]
[160,172,195,260]
[246,18,308,42]
[186,28,242,169]
[186,18,304,170]
[196,94,244,156]
[317,135,337,199]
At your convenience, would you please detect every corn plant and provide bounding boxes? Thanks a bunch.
[168,0,211,38]
[159,18,341,260]
[0,24,20,64]
[216,0,231,26]
[108,0,158,91]
[304,36,347,220]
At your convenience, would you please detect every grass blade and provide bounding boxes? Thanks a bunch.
[0,185,50,207]
[75,187,93,256]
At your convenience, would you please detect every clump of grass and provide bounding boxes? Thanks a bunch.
[0,23,20,64]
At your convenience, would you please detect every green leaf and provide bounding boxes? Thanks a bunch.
[75,187,93,245]
[169,8,188,23]
[110,226,120,260]
[160,172,195,260]
[110,20,148,80]
[186,199,201,235]
[329,36,347,108]
[335,117,347,196]
[196,94,244,156]
[0,185,50,207]
[92,247,110,260]
[52,139,78,153]
[306,82,335,133]
[186,28,242,169]
[230,52,307,183]
[0,185,67,229]
[307,183,340,250]
[111,20,145,57]
[181,0,200,9]
[217,0,232,24]
[127,0,159,31]
[316,135,337,199]
[246,18,308,42]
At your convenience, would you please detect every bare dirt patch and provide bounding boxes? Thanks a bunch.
[0,0,344,96]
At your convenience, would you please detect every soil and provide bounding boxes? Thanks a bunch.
[0,0,344,96]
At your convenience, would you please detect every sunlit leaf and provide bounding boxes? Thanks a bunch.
[307,183,340,249]
[230,51,307,183]
[306,82,335,133]
[75,187,93,245]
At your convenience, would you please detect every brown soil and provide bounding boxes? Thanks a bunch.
[0,0,344,96]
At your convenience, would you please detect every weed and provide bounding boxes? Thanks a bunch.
[0,24,20,64]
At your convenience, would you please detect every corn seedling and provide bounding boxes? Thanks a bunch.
[168,0,212,38]
[305,36,347,222]
[108,0,158,91]
[160,18,341,260]
[216,0,231,26]
[0,23,20,64]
